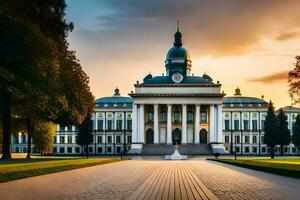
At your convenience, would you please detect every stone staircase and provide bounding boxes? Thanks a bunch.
[141,144,212,155]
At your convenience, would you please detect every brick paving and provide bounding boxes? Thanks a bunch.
[0,158,299,200]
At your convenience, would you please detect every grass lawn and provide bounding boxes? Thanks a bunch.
[0,156,122,183]
[209,157,300,178]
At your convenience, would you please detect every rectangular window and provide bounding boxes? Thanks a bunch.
[253,147,257,153]
[53,136,57,144]
[127,120,132,130]
[245,147,250,153]
[97,147,102,153]
[187,111,193,123]
[234,120,239,130]
[67,147,72,153]
[107,120,112,130]
[107,147,112,153]
[68,136,72,144]
[174,111,180,123]
[67,125,72,132]
[89,147,93,153]
[244,136,249,143]
[75,147,80,153]
[235,146,240,153]
[97,136,102,143]
[53,147,57,153]
[261,136,264,144]
[200,111,207,123]
[127,136,132,143]
[60,147,65,153]
[116,135,121,143]
[224,120,230,130]
[107,136,112,143]
[161,111,167,123]
[97,120,103,131]
[148,112,154,123]
[116,120,122,130]
[252,120,257,131]
[225,136,230,143]
[60,136,65,144]
[253,135,257,144]
[235,135,240,143]
[262,147,266,153]
[243,120,249,130]
[116,147,121,153]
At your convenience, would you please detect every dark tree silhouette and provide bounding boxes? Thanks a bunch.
[292,115,300,155]
[77,116,93,157]
[288,56,300,105]
[264,101,278,159]
[276,108,291,156]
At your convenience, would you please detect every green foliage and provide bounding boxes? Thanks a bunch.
[0,0,94,159]
[292,115,300,153]
[32,122,56,155]
[0,158,120,183]
[288,56,300,105]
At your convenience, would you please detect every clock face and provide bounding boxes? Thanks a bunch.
[172,72,183,83]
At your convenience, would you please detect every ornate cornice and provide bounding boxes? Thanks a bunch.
[128,93,226,98]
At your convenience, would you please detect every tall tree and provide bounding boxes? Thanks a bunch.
[276,109,291,156]
[264,101,278,159]
[0,0,94,160]
[288,56,300,105]
[32,122,56,155]
[77,116,93,157]
[292,115,300,155]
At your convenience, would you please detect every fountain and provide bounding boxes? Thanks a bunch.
[165,143,187,160]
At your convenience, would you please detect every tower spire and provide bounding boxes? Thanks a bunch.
[174,21,182,47]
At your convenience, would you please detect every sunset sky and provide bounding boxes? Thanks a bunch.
[65,0,300,108]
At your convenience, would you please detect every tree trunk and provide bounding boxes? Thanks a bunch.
[81,145,84,157]
[280,145,284,156]
[26,118,33,159]
[270,146,275,159]
[0,93,12,160]
[86,145,88,158]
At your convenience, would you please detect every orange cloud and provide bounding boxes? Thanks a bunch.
[247,70,289,84]
[275,31,299,41]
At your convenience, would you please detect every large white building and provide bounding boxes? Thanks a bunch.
[11,27,300,155]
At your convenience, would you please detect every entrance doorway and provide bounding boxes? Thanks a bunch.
[172,128,182,145]
[146,128,154,144]
[200,129,208,144]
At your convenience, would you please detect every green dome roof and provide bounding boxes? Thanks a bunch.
[95,88,133,108]
[223,96,268,108]
[166,46,191,61]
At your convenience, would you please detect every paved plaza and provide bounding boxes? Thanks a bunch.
[0,157,299,200]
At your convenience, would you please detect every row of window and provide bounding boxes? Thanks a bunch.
[96,119,132,130]
[228,146,298,154]
[224,119,265,131]
[54,135,132,144]
[53,146,126,154]
[147,111,208,124]
[224,135,264,144]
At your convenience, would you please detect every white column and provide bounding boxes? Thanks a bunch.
[154,104,159,144]
[167,104,172,144]
[217,104,223,143]
[209,105,215,143]
[132,104,138,144]
[182,104,187,144]
[194,104,200,144]
[139,104,145,143]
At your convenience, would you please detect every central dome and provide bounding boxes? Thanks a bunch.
[165,24,192,76]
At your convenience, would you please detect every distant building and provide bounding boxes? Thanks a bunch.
[10,27,300,155]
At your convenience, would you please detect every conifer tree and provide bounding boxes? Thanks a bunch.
[264,101,278,159]
[276,108,291,156]
[77,116,93,157]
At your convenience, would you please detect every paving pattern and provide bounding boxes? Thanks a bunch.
[0,158,299,200]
